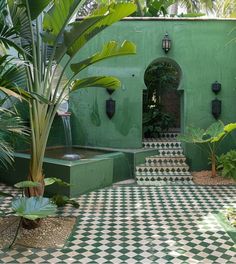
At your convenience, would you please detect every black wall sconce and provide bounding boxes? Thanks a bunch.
[106,98,116,119]
[106,88,115,95]
[162,32,171,53]
[212,81,221,94]
[212,98,221,120]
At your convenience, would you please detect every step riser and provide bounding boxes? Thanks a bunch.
[136,171,191,175]
[143,142,182,149]
[145,160,186,166]
[138,168,189,173]
[136,176,193,182]
[158,150,184,156]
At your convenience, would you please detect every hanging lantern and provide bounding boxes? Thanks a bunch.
[162,33,171,53]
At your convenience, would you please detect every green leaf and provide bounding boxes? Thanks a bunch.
[224,123,236,133]
[43,0,86,44]
[71,76,120,92]
[70,40,136,75]
[178,126,207,143]
[14,181,41,188]
[12,196,57,220]
[51,194,79,208]
[63,3,137,57]
[26,0,51,20]
[44,177,70,187]
[204,121,225,142]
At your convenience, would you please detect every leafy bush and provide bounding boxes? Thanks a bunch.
[143,108,174,138]
[217,150,236,180]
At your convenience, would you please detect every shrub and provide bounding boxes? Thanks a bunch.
[217,150,236,180]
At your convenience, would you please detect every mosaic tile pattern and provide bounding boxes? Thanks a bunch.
[0,183,236,263]
[138,134,193,185]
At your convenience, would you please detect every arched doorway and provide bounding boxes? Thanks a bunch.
[143,58,182,138]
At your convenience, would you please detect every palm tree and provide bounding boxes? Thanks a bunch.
[0,0,136,207]
[170,0,214,15]
[0,55,28,167]
[213,0,236,18]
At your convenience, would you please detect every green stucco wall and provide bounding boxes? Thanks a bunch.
[67,18,236,170]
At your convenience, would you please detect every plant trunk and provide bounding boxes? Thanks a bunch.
[22,173,45,230]
[211,154,216,178]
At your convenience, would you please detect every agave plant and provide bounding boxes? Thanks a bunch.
[178,121,236,177]
[0,0,136,205]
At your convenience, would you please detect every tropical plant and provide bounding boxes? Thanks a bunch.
[0,180,57,247]
[178,121,236,177]
[217,150,236,180]
[143,108,175,137]
[0,0,136,228]
[134,0,175,16]
[0,54,28,167]
[213,0,236,18]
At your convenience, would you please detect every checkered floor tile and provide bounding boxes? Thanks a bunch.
[0,183,235,263]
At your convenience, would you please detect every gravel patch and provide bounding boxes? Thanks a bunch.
[192,170,236,185]
[0,216,76,249]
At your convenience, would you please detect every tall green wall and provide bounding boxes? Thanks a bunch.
[66,18,236,170]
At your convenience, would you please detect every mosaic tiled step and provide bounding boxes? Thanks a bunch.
[146,156,186,166]
[158,149,184,156]
[144,136,179,142]
[159,132,179,138]
[143,141,182,149]
[136,171,192,177]
[136,164,189,173]
[136,174,193,185]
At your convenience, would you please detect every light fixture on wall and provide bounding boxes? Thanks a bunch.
[211,81,222,119]
[162,32,171,53]
[212,98,221,120]
[106,98,116,119]
[212,81,221,94]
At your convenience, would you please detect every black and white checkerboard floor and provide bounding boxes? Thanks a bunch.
[0,183,235,263]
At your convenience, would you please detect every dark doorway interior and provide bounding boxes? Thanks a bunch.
[143,59,181,138]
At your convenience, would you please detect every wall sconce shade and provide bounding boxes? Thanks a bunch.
[106,88,115,95]
[162,33,171,53]
[106,98,116,119]
[212,81,221,94]
[212,98,221,119]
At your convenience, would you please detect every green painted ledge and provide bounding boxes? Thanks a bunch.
[214,212,236,244]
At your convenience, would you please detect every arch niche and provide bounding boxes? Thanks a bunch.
[143,58,182,138]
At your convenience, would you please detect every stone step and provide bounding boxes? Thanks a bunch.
[136,165,189,173]
[143,141,182,149]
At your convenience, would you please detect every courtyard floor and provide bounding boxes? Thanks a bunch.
[0,183,235,263]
